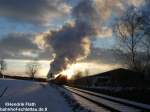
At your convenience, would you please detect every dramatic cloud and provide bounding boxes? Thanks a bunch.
[45,23,92,76]
[95,0,124,22]
[0,0,71,25]
[0,32,39,58]
[128,0,145,7]
[95,0,145,23]
[86,48,124,64]
[0,31,57,60]
[0,0,145,77]
[34,0,145,77]
[43,0,102,77]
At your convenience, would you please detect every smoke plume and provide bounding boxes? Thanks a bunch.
[46,0,101,78]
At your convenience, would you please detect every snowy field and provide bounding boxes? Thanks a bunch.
[0,79,72,112]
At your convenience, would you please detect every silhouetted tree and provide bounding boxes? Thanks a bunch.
[140,1,150,75]
[114,6,144,70]
[26,60,40,80]
[142,35,150,72]
[0,59,7,78]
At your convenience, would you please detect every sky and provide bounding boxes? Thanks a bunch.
[0,0,145,78]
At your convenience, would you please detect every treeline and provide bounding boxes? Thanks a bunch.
[0,74,48,82]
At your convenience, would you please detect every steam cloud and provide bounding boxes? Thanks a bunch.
[46,0,101,77]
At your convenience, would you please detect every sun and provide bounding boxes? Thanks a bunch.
[60,62,90,79]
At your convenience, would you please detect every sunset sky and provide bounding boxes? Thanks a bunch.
[0,0,145,78]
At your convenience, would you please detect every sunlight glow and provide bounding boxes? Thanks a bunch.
[60,62,121,79]
[4,59,121,79]
[5,59,51,78]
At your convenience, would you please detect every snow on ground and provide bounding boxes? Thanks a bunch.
[0,79,72,112]
[70,92,110,112]
[56,86,110,112]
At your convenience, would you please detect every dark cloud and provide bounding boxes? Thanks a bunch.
[37,48,53,60]
[0,32,55,60]
[0,0,70,25]
[0,33,37,50]
[0,32,38,59]
[73,0,100,29]
[86,48,124,64]
[45,24,91,75]
[44,0,102,77]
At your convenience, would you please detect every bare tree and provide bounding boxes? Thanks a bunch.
[142,39,150,74]
[114,6,144,70]
[0,59,7,78]
[140,0,150,75]
[26,60,40,80]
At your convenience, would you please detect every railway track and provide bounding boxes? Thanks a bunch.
[65,86,150,112]
[0,86,8,98]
